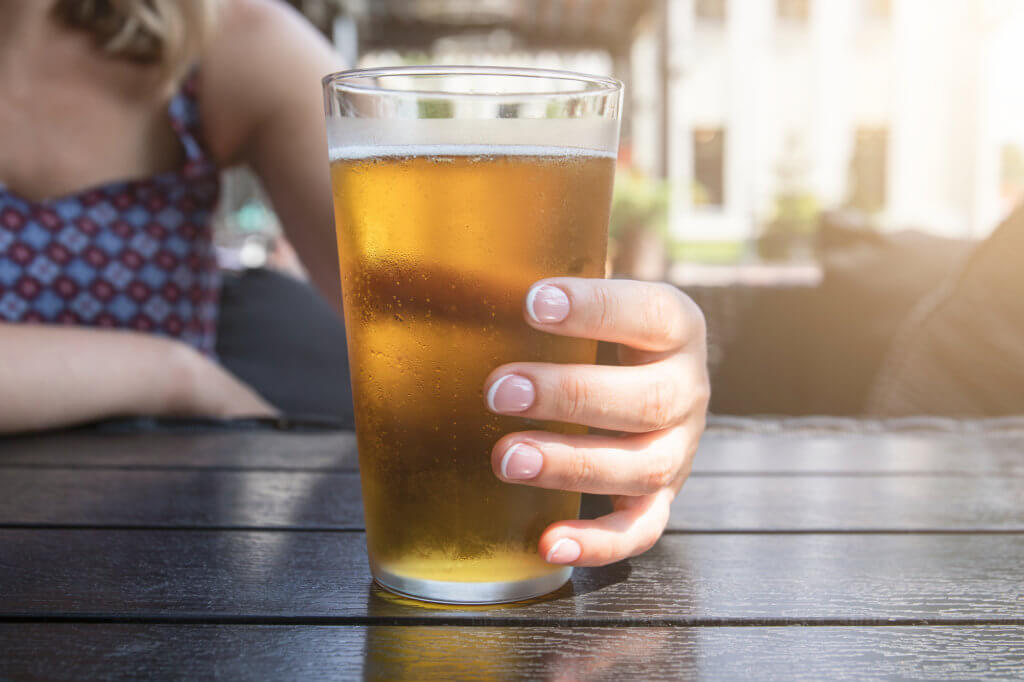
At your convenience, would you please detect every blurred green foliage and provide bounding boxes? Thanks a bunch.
[609,170,669,239]
[669,240,744,263]
[691,180,712,207]
[768,191,820,236]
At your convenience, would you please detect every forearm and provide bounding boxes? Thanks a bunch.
[0,324,206,434]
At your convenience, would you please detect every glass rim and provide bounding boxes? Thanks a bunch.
[322,65,623,99]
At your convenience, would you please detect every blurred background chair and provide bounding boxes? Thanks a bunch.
[708,211,971,415]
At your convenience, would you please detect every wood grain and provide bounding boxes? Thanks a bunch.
[0,625,1021,681]
[1,530,1022,623]
[694,432,1024,475]
[669,474,1024,531]
[0,470,365,529]
[3,469,1023,531]
[2,428,1022,677]
[5,429,1024,475]
[0,431,359,471]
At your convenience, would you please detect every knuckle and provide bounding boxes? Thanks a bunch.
[679,455,695,483]
[639,378,680,430]
[659,284,707,347]
[694,382,711,412]
[686,294,708,340]
[590,285,616,333]
[557,373,593,422]
[643,450,678,492]
[560,448,596,490]
[687,373,712,417]
[635,526,664,556]
[593,541,622,566]
[671,284,707,335]
[643,285,684,346]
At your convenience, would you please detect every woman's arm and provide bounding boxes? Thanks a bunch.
[0,324,275,434]
[200,0,346,308]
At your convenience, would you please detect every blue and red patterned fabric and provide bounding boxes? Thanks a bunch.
[0,75,221,354]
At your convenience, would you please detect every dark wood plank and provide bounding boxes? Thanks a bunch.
[0,431,359,470]
[0,470,364,529]
[694,432,1024,475]
[5,428,1024,475]
[4,469,1024,531]
[1,530,1022,622]
[670,475,1024,531]
[1,625,1022,681]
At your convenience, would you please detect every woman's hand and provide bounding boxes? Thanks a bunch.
[484,278,709,567]
[0,324,277,434]
[172,343,279,420]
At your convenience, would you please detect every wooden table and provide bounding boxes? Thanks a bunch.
[1,418,1022,680]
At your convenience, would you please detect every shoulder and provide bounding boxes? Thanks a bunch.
[195,0,346,166]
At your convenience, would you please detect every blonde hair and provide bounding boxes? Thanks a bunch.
[55,0,221,89]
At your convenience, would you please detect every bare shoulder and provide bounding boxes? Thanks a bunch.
[197,0,344,166]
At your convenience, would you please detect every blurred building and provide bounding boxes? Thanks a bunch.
[317,0,1024,250]
[650,0,1023,244]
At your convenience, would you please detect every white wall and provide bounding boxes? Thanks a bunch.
[663,0,1010,243]
[629,16,663,176]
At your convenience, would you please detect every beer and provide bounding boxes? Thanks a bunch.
[322,65,623,603]
[330,147,614,593]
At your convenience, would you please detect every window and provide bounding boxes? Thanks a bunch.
[776,0,810,23]
[696,0,726,23]
[693,128,726,207]
[847,128,888,214]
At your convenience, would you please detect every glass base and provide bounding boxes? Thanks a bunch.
[371,561,573,605]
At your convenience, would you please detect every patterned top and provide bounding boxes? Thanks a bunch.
[0,75,221,355]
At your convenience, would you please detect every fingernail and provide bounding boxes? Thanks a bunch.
[546,538,582,564]
[500,443,543,481]
[526,285,570,324]
[486,374,535,413]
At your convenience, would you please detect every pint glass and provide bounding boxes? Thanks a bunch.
[323,66,622,603]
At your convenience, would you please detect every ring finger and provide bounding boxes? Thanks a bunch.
[491,426,695,496]
[484,357,706,432]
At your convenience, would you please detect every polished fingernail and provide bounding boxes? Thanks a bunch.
[526,285,570,324]
[546,538,582,564]
[487,374,535,413]
[500,443,543,481]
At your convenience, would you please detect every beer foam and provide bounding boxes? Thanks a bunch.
[326,117,619,160]
[329,144,616,161]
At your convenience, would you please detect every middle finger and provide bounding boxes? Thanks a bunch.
[484,356,704,432]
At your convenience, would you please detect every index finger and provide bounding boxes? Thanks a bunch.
[524,278,705,352]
